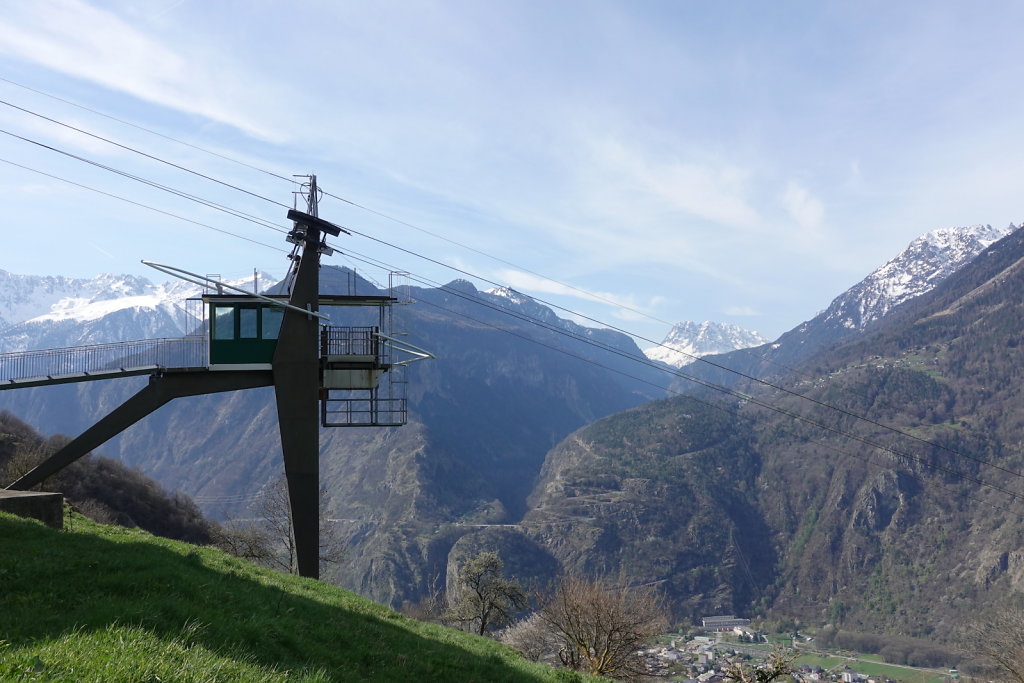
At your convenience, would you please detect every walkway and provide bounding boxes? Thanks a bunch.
[0,337,207,390]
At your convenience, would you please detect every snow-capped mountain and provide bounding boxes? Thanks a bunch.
[663,222,1021,392]
[815,223,1018,333]
[0,270,277,353]
[644,321,768,368]
[0,271,151,331]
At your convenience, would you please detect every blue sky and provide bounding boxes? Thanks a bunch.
[1,0,1022,343]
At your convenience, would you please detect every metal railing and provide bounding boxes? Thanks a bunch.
[0,337,208,385]
[320,326,379,357]
[321,394,407,427]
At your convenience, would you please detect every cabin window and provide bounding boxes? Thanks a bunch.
[262,308,284,340]
[213,306,235,340]
[239,308,258,339]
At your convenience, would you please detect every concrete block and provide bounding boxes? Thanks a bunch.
[0,490,64,529]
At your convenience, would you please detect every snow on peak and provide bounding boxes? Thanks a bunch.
[644,320,768,368]
[0,270,278,350]
[484,285,532,305]
[821,222,1018,331]
[29,295,160,324]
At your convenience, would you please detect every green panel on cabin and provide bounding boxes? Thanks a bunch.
[209,304,282,365]
[210,338,278,364]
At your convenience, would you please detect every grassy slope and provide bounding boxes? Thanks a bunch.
[0,512,588,682]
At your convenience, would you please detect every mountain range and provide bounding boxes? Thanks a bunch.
[674,223,1018,394]
[0,269,277,352]
[1,221,1020,639]
[644,321,768,368]
[0,265,670,607]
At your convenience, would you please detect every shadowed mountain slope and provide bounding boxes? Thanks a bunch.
[472,226,1024,639]
[0,268,668,607]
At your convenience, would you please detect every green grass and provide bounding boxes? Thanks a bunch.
[793,654,846,669]
[852,659,945,683]
[794,653,946,683]
[0,512,594,682]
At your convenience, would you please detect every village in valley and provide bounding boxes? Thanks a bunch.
[642,616,961,683]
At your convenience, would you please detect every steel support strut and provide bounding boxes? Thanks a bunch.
[6,370,273,491]
[273,180,325,579]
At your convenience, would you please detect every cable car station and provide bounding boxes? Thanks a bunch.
[1,176,431,579]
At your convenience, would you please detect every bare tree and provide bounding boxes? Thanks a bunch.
[498,613,561,662]
[722,650,796,683]
[215,474,344,575]
[210,521,276,565]
[963,607,1024,683]
[0,442,48,488]
[254,473,298,573]
[444,551,526,636]
[400,572,446,624]
[539,576,667,679]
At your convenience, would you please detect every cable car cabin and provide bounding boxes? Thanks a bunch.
[195,290,414,428]
[202,294,396,390]
[205,295,283,369]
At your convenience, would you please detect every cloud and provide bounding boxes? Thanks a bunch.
[494,268,665,323]
[0,0,287,142]
[724,305,759,316]
[89,242,116,259]
[8,110,120,157]
[496,268,640,307]
[583,138,762,230]
[782,180,824,232]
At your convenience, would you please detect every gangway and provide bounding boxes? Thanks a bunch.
[0,338,207,390]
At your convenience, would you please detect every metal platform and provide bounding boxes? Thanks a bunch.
[0,338,207,390]
[0,366,161,390]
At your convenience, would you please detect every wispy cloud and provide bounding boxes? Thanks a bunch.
[494,268,665,324]
[8,110,119,157]
[781,181,824,233]
[89,242,115,259]
[0,0,288,141]
[724,305,759,316]
[581,138,762,230]
[496,268,642,307]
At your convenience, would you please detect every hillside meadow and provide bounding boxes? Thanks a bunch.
[0,511,595,682]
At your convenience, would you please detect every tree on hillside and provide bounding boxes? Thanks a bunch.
[498,613,562,662]
[214,474,344,575]
[400,572,446,624]
[963,606,1024,683]
[538,576,666,679]
[443,550,526,636]
[722,650,796,683]
[1,424,211,543]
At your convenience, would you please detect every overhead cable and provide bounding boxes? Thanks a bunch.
[3,115,1016,488]
[0,157,286,252]
[0,98,290,208]
[0,75,298,185]
[338,224,1024,482]
[335,245,1022,502]
[0,83,866,392]
[0,128,288,234]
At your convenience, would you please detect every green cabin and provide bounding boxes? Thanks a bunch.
[206,295,284,367]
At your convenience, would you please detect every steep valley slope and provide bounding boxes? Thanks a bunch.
[0,271,668,607]
[460,227,1024,640]
[3,225,1023,630]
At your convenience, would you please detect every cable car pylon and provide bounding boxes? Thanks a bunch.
[4,175,432,579]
